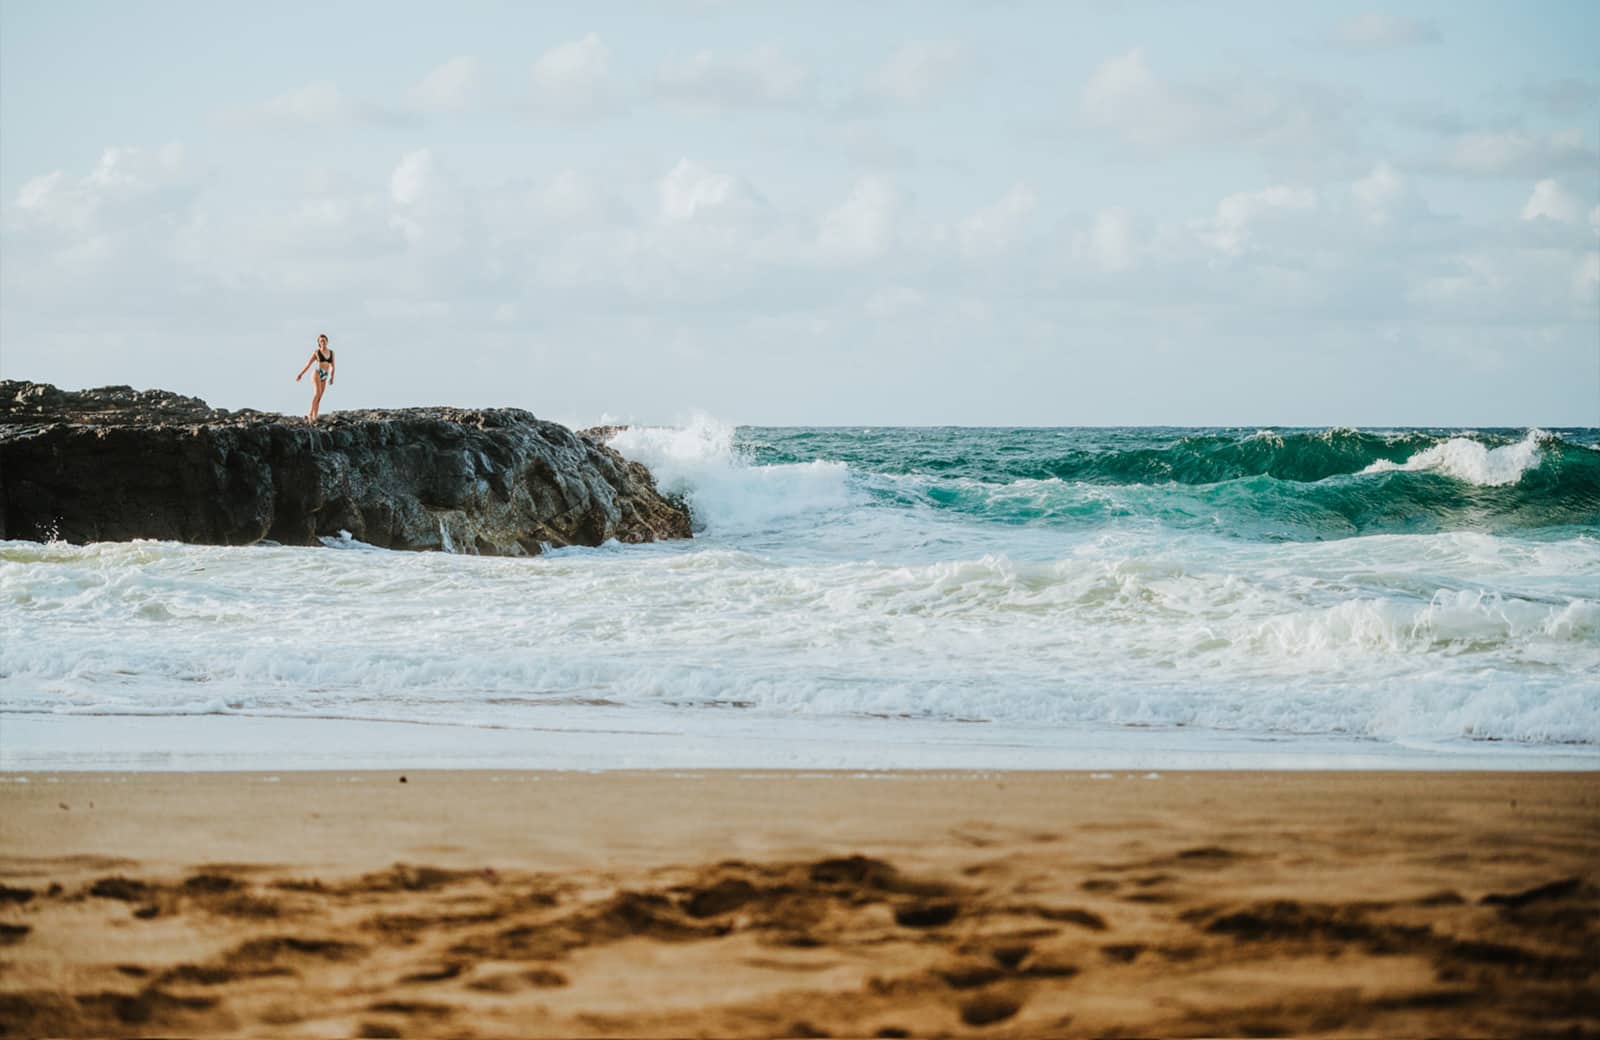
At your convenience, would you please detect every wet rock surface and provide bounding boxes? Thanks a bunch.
[0,382,691,554]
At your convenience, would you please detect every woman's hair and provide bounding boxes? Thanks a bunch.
[318,333,329,342]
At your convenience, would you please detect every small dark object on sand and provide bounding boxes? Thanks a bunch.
[960,993,1022,1026]
[894,901,960,928]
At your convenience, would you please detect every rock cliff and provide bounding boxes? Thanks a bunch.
[0,382,691,554]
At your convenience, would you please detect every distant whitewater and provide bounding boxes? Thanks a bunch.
[3,424,1598,759]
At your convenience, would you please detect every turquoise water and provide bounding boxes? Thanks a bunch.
[3,423,1597,760]
[739,426,1600,541]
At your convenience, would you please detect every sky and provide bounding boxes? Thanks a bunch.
[1,1,1596,426]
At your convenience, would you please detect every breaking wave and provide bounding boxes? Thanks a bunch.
[601,425,1599,539]
[5,423,1596,756]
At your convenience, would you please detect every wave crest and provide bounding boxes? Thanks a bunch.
[1359,429,1547,486]
[740,427,1600,538]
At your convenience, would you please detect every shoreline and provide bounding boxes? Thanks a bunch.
[1,770,1595,1037]
[4,713,1597,772]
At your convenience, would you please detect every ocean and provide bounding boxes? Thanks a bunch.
[3,423,1598,770]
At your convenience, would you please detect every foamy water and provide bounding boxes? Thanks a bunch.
[1358,429,1548,486]
[3,423,1598,767]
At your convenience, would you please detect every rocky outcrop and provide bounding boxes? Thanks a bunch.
[577,425,631,442]
[0,382,691,555]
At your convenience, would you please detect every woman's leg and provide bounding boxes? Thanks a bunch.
[310,379,325,421]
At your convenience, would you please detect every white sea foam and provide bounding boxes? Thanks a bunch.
[4,424,1596,763]
[2,530,1597,747]
[1359,429,1546,486]
[605,415,851,532]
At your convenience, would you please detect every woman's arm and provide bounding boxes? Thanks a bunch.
[328,355,336,386]
[295,354,315,381]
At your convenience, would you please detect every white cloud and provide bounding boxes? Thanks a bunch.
[409,56,485,114]
[1521,179,1582,223]
[658,158,762,223]
[1330,13,1440,50]
[959,183,1037,258]
[1577,252,1600,302]
[654,46,810,110]
[1395,253,1483,306]
[388,149,471,259]
[1444,129,1597,177]
[229,82,402,127]
[867,39,970,105]
[12,145,189,239]
[3,144,204,324]
[536,169,629,226]
[259,83,355,124]
[15,172,71,221]
[1406,246,1584,324]
[1195,185,1317,255]
[1351,161,1406,226]
[530,33,615,117]
[1076,209,1139,272]
[390,150,439,208]
[1081,49,1158,124]
[1080,49,1347,157]
[818,176,901,260]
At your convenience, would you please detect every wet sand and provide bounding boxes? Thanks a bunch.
[0,771,1595,1038]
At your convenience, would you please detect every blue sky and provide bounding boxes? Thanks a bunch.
[2,1,1596,424]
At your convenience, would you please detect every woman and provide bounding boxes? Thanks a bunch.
[295,334,337,421]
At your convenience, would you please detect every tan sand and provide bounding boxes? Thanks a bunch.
[0,770,1595,1038]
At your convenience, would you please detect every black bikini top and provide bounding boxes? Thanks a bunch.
[316,348,333,364]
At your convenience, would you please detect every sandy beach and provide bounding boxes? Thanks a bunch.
[0,770,1594,1038]
[6,2,1597,1037]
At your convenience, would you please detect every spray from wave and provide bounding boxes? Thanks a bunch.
[1358,429,1546,486]
[6,424,1597,756]
[605,416,852,533]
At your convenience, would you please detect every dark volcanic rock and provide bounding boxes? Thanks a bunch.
[577,424,630,443]
[0,382,691,555]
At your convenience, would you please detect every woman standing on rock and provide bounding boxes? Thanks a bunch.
[294,334,336,421]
